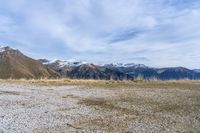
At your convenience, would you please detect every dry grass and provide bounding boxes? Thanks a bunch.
[1,78,200,89]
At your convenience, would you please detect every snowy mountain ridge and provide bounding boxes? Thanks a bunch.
[41,59,148,68]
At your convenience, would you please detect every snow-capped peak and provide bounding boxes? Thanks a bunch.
[0,46,6,52]
[0,46,10,52]
[0,46,18,53]
[43,59,89,68]
[103,63,147,68]
[133,64,148,68]
[40,59,148,69]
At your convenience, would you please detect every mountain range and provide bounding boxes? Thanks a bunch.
[0,46,200,80]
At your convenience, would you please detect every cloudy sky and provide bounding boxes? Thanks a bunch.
[0,0,200,68]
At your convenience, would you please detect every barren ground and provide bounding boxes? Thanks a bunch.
[0,80,200,133]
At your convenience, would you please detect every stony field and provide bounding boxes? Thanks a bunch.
[0,80,200,133]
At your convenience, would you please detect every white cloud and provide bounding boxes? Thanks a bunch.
[0,0,200,68]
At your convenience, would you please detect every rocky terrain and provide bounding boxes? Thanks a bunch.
[0,80,199,132]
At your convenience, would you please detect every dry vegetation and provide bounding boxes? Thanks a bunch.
[1,78,200,88]
[0,79,200,132]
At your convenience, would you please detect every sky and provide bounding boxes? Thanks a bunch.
[0,0,200,68]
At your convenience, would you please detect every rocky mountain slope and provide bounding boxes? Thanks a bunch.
[0,46,59,79]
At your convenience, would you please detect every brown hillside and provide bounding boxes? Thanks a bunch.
[0,46,59,79]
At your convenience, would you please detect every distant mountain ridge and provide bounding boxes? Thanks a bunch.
[193,69,200,73]
[40,59,200,80]
[0,46,200,80]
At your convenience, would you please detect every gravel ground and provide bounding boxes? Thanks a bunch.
[0,82,199,133]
